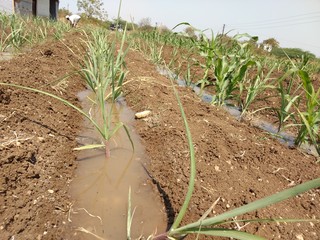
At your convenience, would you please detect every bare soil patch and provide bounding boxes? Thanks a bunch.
[0,32,85,240]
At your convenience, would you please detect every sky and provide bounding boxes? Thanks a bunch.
[60,0,320,57]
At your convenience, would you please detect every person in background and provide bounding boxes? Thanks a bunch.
[65,14,81,27]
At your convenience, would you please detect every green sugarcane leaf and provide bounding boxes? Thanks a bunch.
[222,218,320,225]
[122,124,135,152]
[74,144,105,151]
[180,228,265,240]
[172,178,320,233]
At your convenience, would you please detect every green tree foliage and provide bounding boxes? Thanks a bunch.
[77,0,108,20]
[111,17,138,31]
[271,47,316,59]
[138,17,153,30]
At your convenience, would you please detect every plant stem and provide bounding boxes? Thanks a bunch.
[152,232,169,240]
[105,140,111,159]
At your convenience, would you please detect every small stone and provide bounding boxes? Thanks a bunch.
[48,189,54,194]
[214,166,221,172]
[135,110,151,119]
[296,234,304,240]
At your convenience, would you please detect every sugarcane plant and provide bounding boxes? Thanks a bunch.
[0,12,70,51]
[75,27,133,158]
[0,26,133,158]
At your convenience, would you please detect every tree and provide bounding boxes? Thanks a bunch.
[184,26,196,39]
[77,0,108,20]
[139,17,152,28]
[262,38,280,48]
[111,17,138,31]
[158,24,171,34]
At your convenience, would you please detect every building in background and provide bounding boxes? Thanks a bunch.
[0,0,59,20]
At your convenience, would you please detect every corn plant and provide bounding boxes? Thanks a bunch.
[273,68,301,132]
[212,57,256,106]
[239,62,276,116]
[295,70,320,154]
[183,62,195,87]
[174,22,259,103]
[194,29,219,93]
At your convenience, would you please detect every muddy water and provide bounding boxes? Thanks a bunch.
[70,91,167,239]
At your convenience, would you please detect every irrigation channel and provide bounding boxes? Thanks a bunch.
[157,66,319,157]
[69,90,167,239]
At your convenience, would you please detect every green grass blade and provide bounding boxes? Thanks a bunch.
[222,218,320,225]
[122,124,135,152]
[173,178,320,232]
[181,228,266,240]
[169,79,196,231]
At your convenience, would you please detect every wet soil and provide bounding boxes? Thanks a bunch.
[0,31,319,240]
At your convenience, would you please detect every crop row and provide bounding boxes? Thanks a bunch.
[129,27,320,155]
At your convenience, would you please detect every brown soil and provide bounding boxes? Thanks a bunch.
[0,32,85,240]
[0,31,319,240]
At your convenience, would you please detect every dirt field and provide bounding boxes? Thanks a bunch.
[0,31,319,240]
